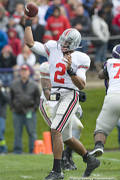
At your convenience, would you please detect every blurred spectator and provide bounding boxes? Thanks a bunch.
[8,28,22,56]
[112,12,120,34]
[61,0,67,3]
[0,0,9,13]
[71,4,91,52]
[111,11,120,50]
[32,16,45,43]
[7,17,24,42]
[38,0,49,26]
[102,1,113,33]
[7,0,25,15]
[45,0,68,20]
[59,5,68,17]
[112,0,120,17]
[12,3,24,24]
[0,45,16,86]
[46,6,71,40]
[16,45,36,67]
[90,0,104,16]
[101,2,114,52]
[0,5,8,32]
[0,0,8,7]
[0,80,9,154]
[10,64,40,154]
[91,9,110,70]
[0,30,8,53]
[0,45,16,68]
[117,119,120,148]
[63,0,79,20]
[82,0,95,17]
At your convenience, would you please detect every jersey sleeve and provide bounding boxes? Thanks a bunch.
[39,62,50,79]
[44,40,57,58]
[31,40,56,59]
[76,54,91,82]
[30,41,47,57]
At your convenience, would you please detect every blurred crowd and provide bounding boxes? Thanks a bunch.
[0,0,120,87]
[1,0,120,153]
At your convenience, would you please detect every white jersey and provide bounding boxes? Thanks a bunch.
[39,61,50,79]
[39,61,84,131]
[112,0,120,16]
[32,40,90,91]
[39,61,50,100]
[107,58,120,94]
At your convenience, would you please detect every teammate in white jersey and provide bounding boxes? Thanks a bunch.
[39,61,84,171]
[90,44,120,157]
[24,15,100,179]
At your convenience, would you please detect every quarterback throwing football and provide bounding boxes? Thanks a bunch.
[24,15,100,179]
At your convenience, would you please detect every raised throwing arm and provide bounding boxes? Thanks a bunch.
[24,16,47,57]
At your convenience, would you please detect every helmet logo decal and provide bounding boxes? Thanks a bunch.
[65,29,72,36]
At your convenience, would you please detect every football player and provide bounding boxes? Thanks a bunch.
[24,15,100,179]
[39,61,84,171]
[90,44,120,157]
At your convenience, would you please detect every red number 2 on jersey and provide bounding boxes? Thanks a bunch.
[54,63,66,84]
[113,63,120,79]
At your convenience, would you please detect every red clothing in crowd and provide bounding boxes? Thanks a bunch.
[112,14,120,27]
[46,15,71,40]
[61,0,67,4]
[8,28,22,56]
[64,3,76,20]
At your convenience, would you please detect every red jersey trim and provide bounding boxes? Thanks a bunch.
[40,72,50,76]
[44,45,50,56]
[78,65,89,69]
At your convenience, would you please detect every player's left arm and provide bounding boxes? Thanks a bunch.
[40,62,51,100]
[64,53,86,90]
[41,78,51,100]
[70,75,85,90]
[98,61,109,80]
[98,69,105,79]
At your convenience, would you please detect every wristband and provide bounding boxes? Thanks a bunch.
[25,19,32,27]
[67,67,76,76]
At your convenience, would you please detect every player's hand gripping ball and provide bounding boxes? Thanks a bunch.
[63,52,72,70]
[24,2,38,17]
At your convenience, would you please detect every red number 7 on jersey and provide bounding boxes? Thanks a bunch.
[113,63,120,79]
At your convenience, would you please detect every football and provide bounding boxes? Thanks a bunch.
[24,2,38,17]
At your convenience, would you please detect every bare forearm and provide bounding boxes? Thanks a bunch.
[41,78,51,100]
[43,89,51,100]
[25,26,34,48]
[70,75,85,90]
[98,69,105,79]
